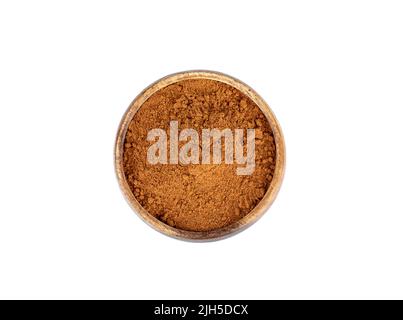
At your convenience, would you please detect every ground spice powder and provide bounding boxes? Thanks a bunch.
[123,79,276,232]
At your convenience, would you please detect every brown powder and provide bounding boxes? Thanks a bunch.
[123,79,276,232]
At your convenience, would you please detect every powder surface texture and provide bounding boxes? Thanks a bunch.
[123,79,276,232]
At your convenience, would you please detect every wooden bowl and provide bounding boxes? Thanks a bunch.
[115,70,285,241]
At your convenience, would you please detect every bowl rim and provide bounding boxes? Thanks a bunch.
[114,70,285,241]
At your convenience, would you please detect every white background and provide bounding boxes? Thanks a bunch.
[0,1,402,300]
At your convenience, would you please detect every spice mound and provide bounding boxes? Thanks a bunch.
[123,79,276,232]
